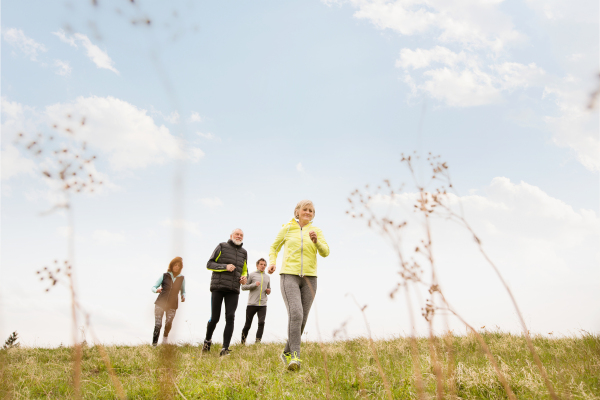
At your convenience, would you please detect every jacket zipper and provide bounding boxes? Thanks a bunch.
[165,273,173,305]
[300,224,304,277]
[235,247,238,289]
[259,272,263,305]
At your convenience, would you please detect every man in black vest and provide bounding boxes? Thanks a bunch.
[202,228,248,356]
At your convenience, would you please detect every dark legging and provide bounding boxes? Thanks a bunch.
[153,305,177,344]
[205,290,239,349]
[280,274,317,358]
[241,306,267,342]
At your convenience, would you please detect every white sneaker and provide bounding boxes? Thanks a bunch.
[162,336,168,344]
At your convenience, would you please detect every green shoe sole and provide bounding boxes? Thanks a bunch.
[287,361,300,371]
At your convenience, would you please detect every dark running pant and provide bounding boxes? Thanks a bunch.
[204,290,239,349]
[153,305,177,344]
[241,306,267,342]
[280,274,317,358]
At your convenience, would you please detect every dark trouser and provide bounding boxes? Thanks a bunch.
[204,290,239,349]
[280,274,317,358]
[153,305,177,344]
[241,306,267,342]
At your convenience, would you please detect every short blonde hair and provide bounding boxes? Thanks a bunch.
[294,199,315,220]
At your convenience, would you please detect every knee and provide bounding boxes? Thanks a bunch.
[289,308,303,322]
[257,322,265,327]
[225,314,235,323]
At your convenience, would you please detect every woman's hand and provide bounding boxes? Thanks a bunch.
[181,296,185,302]
[309,230,317,243]
[268,265,276,274]
[156,288,163,293]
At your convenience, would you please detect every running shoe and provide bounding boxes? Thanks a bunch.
[202,340,211,352]
[220,347,231,357]
[287,352,301,371]
[280,351,291,366]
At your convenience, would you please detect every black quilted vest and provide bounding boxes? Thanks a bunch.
[154,273,184,310]
[208,240,247,294]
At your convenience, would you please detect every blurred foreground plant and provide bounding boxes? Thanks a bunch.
[347,152,559,400]
[16,121,125,399]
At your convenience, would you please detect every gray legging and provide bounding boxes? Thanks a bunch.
[280,274,317,358]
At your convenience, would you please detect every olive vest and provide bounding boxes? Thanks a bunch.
[154,273,184,310]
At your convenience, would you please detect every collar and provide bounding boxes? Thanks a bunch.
[294,219,312,229]
[227,239,243,248]
[168,272,183,279]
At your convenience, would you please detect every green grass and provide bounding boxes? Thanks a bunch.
[2,332,599,399]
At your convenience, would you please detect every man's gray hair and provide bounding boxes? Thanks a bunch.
[231,228,243,235]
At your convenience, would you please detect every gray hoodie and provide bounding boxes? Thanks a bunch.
[241,270,271,306]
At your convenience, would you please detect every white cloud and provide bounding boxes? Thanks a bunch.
[2,28,47,61]
[365,176,599,331]
[160,219,201,236]
[494,62,547,89]
[164,111,180,124]
[371,176,599,251]
[465,177,598,245]
[45,96,204,170]
[421,66,501,107]
[1,144,36,181]
[329,0,522,52]
[189,112,202,122]
[53,29,119,74]
[296,162,305,172]
[542,85,600,171]
[52,29,76,47]
[396,46,469,70]
[92,229,126,245]
[150,108,182,125]
[199,197,224,208]
[566,53,584,62]
[525,0,598,23]
[397,47,548,107]
[187,147,205,162]
[54,59,72,76]
[326,0,598,171]
[196,132,220,141]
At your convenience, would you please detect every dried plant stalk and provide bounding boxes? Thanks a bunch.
[403,287,426,400]
[346,152,537,400]
[348,295,393,400]
[158,344,177,400]
[429,172,559,399]
[304,277,331,399]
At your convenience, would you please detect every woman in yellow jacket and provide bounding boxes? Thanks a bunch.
[268,199,330,371]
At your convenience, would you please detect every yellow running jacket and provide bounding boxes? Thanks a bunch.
[269,219,330,277]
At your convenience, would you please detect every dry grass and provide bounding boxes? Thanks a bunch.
[2,332,598,399]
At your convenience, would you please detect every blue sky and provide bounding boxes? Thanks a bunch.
[1,0,598,346]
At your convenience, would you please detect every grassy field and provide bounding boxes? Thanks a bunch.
[1,332,598,399]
